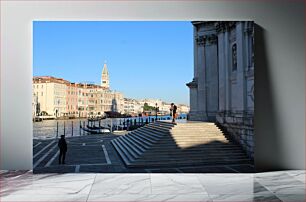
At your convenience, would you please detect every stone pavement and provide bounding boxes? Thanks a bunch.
[33,132,254,173]
[1,170,305,201]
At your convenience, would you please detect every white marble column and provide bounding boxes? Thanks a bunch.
[217,30,226,123]
[235,22,246,112]
[197,42,207,120]
[224,31,231,113]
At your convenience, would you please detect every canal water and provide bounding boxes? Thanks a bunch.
[33,114,187,140]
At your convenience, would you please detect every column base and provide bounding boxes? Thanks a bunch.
[188,111,215,122]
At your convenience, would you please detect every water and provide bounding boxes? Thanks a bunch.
[33,114,187,140]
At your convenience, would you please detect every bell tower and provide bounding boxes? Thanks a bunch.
[101,62,109,89]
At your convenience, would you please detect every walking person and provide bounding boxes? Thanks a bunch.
[58,135,67,164]
[170,103,177,123]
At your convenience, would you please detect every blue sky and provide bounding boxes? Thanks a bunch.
[33,21,193,105]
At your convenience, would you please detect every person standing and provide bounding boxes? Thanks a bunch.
[170,103,177,123]
[58,135,67,164]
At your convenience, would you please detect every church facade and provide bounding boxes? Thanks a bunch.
[187,21,254,158]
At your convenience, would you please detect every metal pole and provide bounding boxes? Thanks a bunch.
[155,103,157,122]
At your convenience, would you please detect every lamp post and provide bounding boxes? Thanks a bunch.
[155,103,158,122]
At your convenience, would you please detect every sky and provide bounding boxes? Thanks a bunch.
[33,21,193,105]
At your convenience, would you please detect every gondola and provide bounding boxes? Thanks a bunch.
[81,126,110,134]
[86,125,108,130]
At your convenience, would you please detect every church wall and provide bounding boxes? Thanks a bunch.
[188,21,254,159]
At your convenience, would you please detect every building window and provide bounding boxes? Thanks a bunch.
[232,43,237,71]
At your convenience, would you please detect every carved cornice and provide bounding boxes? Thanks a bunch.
[215,22,237,34]
[195,34,217,46]
[244,22,254,35]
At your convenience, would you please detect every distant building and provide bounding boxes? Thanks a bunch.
[33,63,124,118]
[177,104,190,114]
[123,98,189,116]
[123,98,143,115]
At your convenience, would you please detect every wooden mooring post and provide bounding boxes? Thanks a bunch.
[79,121,82,136]
[71,121,73,136]
[56,122,59,138]
[83,121,85,135]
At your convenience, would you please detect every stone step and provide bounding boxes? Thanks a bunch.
[131,131,158,143]
[135,129,163,141]
[139,127,169,137]
[127,134,151,149]
[141,152,247,158]
[130,158,252,168]
[118,136,144,156]
[156,140,230,145]
[129,132,154,146]
[148,122,175,129]
[168,137,227,140]
[149,122,176,128]
[169,136,228,140]
[175,123,216,126]
[139,155,248,162]
[168,136,228,140]
[149,122,174,127]
[148,144,241,150]
[111,139,133,166]
[111,121,251,169]
[171,129,222,133]
[163,141,228,148]
[123,135,146,153]
[116,137,139,159]
[174,126,219,129]
[170,134,228,140]
[142,127,171,134]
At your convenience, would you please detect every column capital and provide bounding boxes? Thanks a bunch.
[195,34,217,46]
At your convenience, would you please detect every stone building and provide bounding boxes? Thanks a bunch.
[123,98,143,115]
[187,21,254,158]
[33,76,68,117]
[33,63,124,118]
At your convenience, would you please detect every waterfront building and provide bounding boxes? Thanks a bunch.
[159,102,172,114]
[32,92,39,117]
[123,98,143,115]
[122,98,189,116]
[76,83,89,117]
[186,21,254,158]
[33,76,68,117]
[66,83,79,117]
[177,104,190,114]
[33,63,124,118]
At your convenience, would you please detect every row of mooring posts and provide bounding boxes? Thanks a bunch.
[55,121,83,139]
[55,116,177,138]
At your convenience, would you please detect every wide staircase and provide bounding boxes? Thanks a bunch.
[111,121,252,168]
